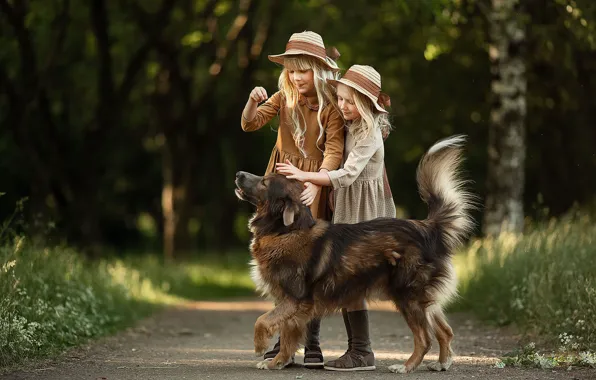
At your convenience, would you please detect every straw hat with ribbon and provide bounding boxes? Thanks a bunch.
[268,31,341,71]
[327,65,391,113]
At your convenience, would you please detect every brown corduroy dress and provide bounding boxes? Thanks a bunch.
[241,90,345,220]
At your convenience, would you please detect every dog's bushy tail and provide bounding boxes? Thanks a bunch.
[417,135,477,253]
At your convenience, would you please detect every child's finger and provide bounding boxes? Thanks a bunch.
[304,194,314,206]
[256,88,265,101]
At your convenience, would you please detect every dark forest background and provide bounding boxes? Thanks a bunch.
[1,0,595,259]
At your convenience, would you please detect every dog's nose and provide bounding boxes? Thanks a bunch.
[236,171,245,180]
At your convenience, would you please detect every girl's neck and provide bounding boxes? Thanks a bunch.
[299,92,320,111]
[304,93,318,105]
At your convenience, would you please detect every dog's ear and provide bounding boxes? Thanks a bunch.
[282,200,298,226]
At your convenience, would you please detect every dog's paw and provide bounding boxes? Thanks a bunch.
[388,364,409,374]
[256,360,271,370]
[427,358,453,371]
[267,359,287,370]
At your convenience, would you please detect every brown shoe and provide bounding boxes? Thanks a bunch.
[324,351,375,371]
[324,310,376,371]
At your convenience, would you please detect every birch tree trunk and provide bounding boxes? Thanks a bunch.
[483,0,527,236]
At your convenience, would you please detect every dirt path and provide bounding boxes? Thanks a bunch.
[3,300,593,380]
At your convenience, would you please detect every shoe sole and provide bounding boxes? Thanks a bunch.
[304,362,324,369]
[324,365,376,371]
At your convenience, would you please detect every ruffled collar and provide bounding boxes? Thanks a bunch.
[298,96,320,111]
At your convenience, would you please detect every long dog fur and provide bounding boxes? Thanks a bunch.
[234,135,477,373]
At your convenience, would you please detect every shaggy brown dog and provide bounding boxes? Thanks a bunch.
[235,135,476,373]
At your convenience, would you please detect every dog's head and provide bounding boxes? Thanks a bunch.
[235,171,315,233]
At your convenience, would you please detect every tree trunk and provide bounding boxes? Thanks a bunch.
[155,68,193,261]
[483,0,527,236]
[161,142,193,261]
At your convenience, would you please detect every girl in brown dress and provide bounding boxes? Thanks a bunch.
[241,31,345,368]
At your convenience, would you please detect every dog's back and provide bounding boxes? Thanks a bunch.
[287,136,476,313]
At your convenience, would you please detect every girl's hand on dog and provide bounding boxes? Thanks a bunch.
[249,86,268,103]
[276,160,308,182]
[301,182,320,206]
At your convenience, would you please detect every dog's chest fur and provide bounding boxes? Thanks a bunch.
[249,221,327,300]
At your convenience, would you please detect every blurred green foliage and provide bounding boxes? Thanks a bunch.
[1,0,595,256]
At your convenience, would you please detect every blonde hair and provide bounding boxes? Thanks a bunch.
[278,55,340,156]
[345,85,392,141]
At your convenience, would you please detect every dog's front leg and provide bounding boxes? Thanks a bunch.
[266,318,305,370]
[265,302,314,370]
[254,299,298,366]
[254,313,274,357]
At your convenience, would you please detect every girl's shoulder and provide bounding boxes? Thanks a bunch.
[321,102,342,118]
[371,126,385,144]
[270,90,284,103]
[356,125,384,146]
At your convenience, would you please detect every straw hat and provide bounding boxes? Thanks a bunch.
[268,31,340,71]
[327,65,390,113]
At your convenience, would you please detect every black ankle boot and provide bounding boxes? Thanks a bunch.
[304,318,324,369]
[263,337,280,360]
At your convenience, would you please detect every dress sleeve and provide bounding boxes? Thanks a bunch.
[319,108,345,171]
[327,130,382,189]
[241,91,283,132]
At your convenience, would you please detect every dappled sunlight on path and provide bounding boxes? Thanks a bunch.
[4,299,594,380]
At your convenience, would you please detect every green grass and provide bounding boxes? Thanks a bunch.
[0,238,255,369]
[4,208,595,370]
[453,214,596,353]
[115,252,256,301]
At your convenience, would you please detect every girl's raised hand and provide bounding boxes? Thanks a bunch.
[249,86,268,103]
[276,160,307,182]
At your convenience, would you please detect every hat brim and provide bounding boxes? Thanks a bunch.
[327,78,388,113]
[268,50,340,72]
